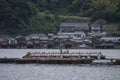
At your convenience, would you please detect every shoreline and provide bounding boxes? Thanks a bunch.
[0,48,120,49]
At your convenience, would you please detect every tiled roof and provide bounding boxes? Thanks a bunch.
[60,22,89,28]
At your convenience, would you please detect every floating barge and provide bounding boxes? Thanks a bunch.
[0,50,106,64]
[22,51,105,59]
[0,58,18,63]
[0,58,94,64]
[16,58,94,64]
[111,59,120,65]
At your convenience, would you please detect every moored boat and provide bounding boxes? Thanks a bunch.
[111,59,120,65]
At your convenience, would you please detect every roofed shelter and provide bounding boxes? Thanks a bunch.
[59,22,90,32]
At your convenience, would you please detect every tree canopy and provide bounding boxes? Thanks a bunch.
[0,0,120,35]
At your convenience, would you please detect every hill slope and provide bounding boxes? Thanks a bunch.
[0,0,120,35]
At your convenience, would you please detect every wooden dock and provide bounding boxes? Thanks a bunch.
[0,51,120,65]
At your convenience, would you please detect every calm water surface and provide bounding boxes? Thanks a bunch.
[0,49,120,58]
[0,49,120,80]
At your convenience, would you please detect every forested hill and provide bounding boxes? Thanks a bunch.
[0,0,120,35]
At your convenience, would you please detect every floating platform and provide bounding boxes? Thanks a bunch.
[0,51,106,64]
[0,58,94,64]
[23,51,106,59]
[111,59,120,65]
[0,58,18,63]
[0,58,120,65]
[16,58,94,64]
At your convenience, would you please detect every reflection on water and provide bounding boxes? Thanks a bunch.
[0,64,120,80]
[0,49,120,80]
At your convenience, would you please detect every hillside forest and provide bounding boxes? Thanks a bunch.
[0,0,120,35]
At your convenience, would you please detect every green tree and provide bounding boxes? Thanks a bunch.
[71,0,91,16]
[0,0,38,35]
[89,0,118,22]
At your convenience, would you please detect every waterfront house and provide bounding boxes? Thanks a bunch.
[59,22,90,32]
[83,39,92,44]
[92,19,107,31]
[47,39,55,48]
[40,36,49,48]
[100,37,120,43]
[57,32,86,39]
[88,32,106,38]
[48,33,54,38]
[56,31,87,47]
[55,34,70,48]
[64,39,76,48]
[0,38,8,48]
[74,32,86,42]
[94,37,120,49]
[26,39,34,48]
[94,43,114,49]
[88,19,107,43]
[0,35,10,48]
[15,36,27,48]
[29,34,40,48]
[90,24,102,33]
[100,37,120,47]
[26,34,49,48]
[7,38,17,48]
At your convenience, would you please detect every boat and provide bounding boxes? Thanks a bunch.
[111,58,120,65]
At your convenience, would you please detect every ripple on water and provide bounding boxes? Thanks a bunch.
[0,64,120,80]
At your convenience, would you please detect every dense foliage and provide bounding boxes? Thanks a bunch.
[0,0,120,35]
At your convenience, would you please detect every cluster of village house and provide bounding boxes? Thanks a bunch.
[0,21,120,49]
